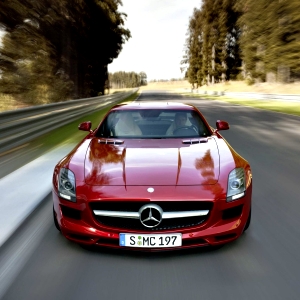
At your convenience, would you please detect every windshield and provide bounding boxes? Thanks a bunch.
[95,109,211,139]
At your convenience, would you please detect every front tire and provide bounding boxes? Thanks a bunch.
[53,206,61,231]
[243,209,251,232]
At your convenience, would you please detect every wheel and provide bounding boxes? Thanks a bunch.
[53,206,61,231]
[243,208,251,232]
[173,125,198,136]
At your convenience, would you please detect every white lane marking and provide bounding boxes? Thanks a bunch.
[134,92,142,102]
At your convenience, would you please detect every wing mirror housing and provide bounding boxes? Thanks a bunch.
[216,120,229,131]
[78,121,92,132]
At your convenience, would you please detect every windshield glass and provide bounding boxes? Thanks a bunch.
[95,109,211,139]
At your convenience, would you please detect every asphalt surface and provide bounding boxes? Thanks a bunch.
[0,140,51,179]
[0,144,74,247]
[1,90,300,300]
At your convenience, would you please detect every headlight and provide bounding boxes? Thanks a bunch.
[227,168,245,202]
[58,168,76,202]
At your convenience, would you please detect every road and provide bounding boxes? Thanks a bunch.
[1,90,300,300]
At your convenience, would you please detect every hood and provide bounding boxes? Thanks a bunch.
[84,138,220,186]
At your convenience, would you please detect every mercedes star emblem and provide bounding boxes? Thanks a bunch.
[139,204,163,228]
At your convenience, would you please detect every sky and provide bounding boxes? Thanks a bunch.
[108,0,202,81]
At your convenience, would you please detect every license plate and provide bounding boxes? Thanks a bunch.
[119,233,182,248]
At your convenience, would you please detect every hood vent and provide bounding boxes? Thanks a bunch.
[98,139,124,145]
[182,138,208,145]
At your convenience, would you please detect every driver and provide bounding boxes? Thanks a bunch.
[166,112,192,135]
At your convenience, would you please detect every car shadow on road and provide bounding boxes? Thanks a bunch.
[77,242,233,260]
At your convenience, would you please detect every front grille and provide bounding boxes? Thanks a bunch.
[90,201,213,231]
[90,201,213,212]
[94,215,207,231]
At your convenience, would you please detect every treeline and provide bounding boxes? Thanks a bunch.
[0,0,130,104]
[184,0,300,87]
[109,71,147,88]
[150,78,185,82]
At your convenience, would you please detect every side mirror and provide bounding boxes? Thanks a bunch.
[78,121,92,132]
[216,120,229,131]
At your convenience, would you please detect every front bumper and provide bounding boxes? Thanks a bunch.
[53,184,252,250]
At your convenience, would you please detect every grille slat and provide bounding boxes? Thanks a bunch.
[90,201,212,231]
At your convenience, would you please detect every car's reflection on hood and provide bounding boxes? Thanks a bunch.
[84,138,220,186]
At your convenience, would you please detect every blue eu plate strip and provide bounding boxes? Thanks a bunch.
[119,234,125,246]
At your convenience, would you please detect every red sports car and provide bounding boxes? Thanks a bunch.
[52,102,252,250]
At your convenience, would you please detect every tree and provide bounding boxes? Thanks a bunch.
[109,71,147,89]
[236,0,300,82]
[182,8,204,87]
[0,0,131,103]
[183,0,241,87]
[139,72,147,86]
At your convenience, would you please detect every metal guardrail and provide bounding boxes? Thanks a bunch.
[187,89,300,102]
[0,89,137,153]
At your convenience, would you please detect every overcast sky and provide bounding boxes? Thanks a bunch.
[108,0,202,81]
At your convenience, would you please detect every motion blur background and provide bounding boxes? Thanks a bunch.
[1,0,300,112]
[1,2,300,299]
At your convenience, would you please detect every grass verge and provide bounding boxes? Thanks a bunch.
[181,93,300,117]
